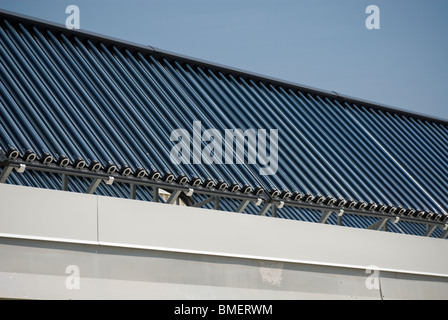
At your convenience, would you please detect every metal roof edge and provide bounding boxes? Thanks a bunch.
[0,9,157,53]
[1,9,447,126]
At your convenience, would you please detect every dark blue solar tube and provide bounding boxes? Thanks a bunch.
[154,57,262,187]
[17,23,115,163]
[34,28,128,166]
[167,61,273,190]
[331,99,435,212]
[57,33,146,169]
[4,21,103,162]
[241,77,352,199]
[354,105,448,204]
[0,81,43,152]
[0,45,64,156]
[292,91,407,207]
[269,84,382,203]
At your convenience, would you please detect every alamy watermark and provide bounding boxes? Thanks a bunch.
[65,264,80,290]
[170,121,279,176]
[365,265,380,290]
[65,5,80,30]
[65,5,380,31]
[365,5,380,30]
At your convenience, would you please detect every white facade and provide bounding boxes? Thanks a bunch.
[0,183,447,299]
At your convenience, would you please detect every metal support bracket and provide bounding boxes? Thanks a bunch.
[272,201,285,218]
[337,209,344,226]
[319,211,333,224]
[86,176,114,195]
[192,197,215,208]
[184,188,194,197]
[2,156,447,241]
[259,203,272,216]
[367,218,389,231]
[236,199,251,213]
[0,166,14,183]
[272,205,277,217]
[153,187,159,202]
[441,225,448,239]
[86,178,102,194]
[424,225,437,237]
[130,184,137,200]
[214,196,220,210]
[15,164,26,173]
[62,174,69,191]
[0,164,26,183]
[167,190,183,205]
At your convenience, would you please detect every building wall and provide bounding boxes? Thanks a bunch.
[0,184,447,299]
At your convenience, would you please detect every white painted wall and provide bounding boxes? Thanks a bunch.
[0,183,447,299]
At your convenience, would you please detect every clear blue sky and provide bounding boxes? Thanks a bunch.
[1,0,447,120]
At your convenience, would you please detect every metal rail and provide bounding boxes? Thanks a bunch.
[1,150,447,240]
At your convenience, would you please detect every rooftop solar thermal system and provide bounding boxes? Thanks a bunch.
[0,10,447,300]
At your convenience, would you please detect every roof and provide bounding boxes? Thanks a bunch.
[1,10,447,238]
